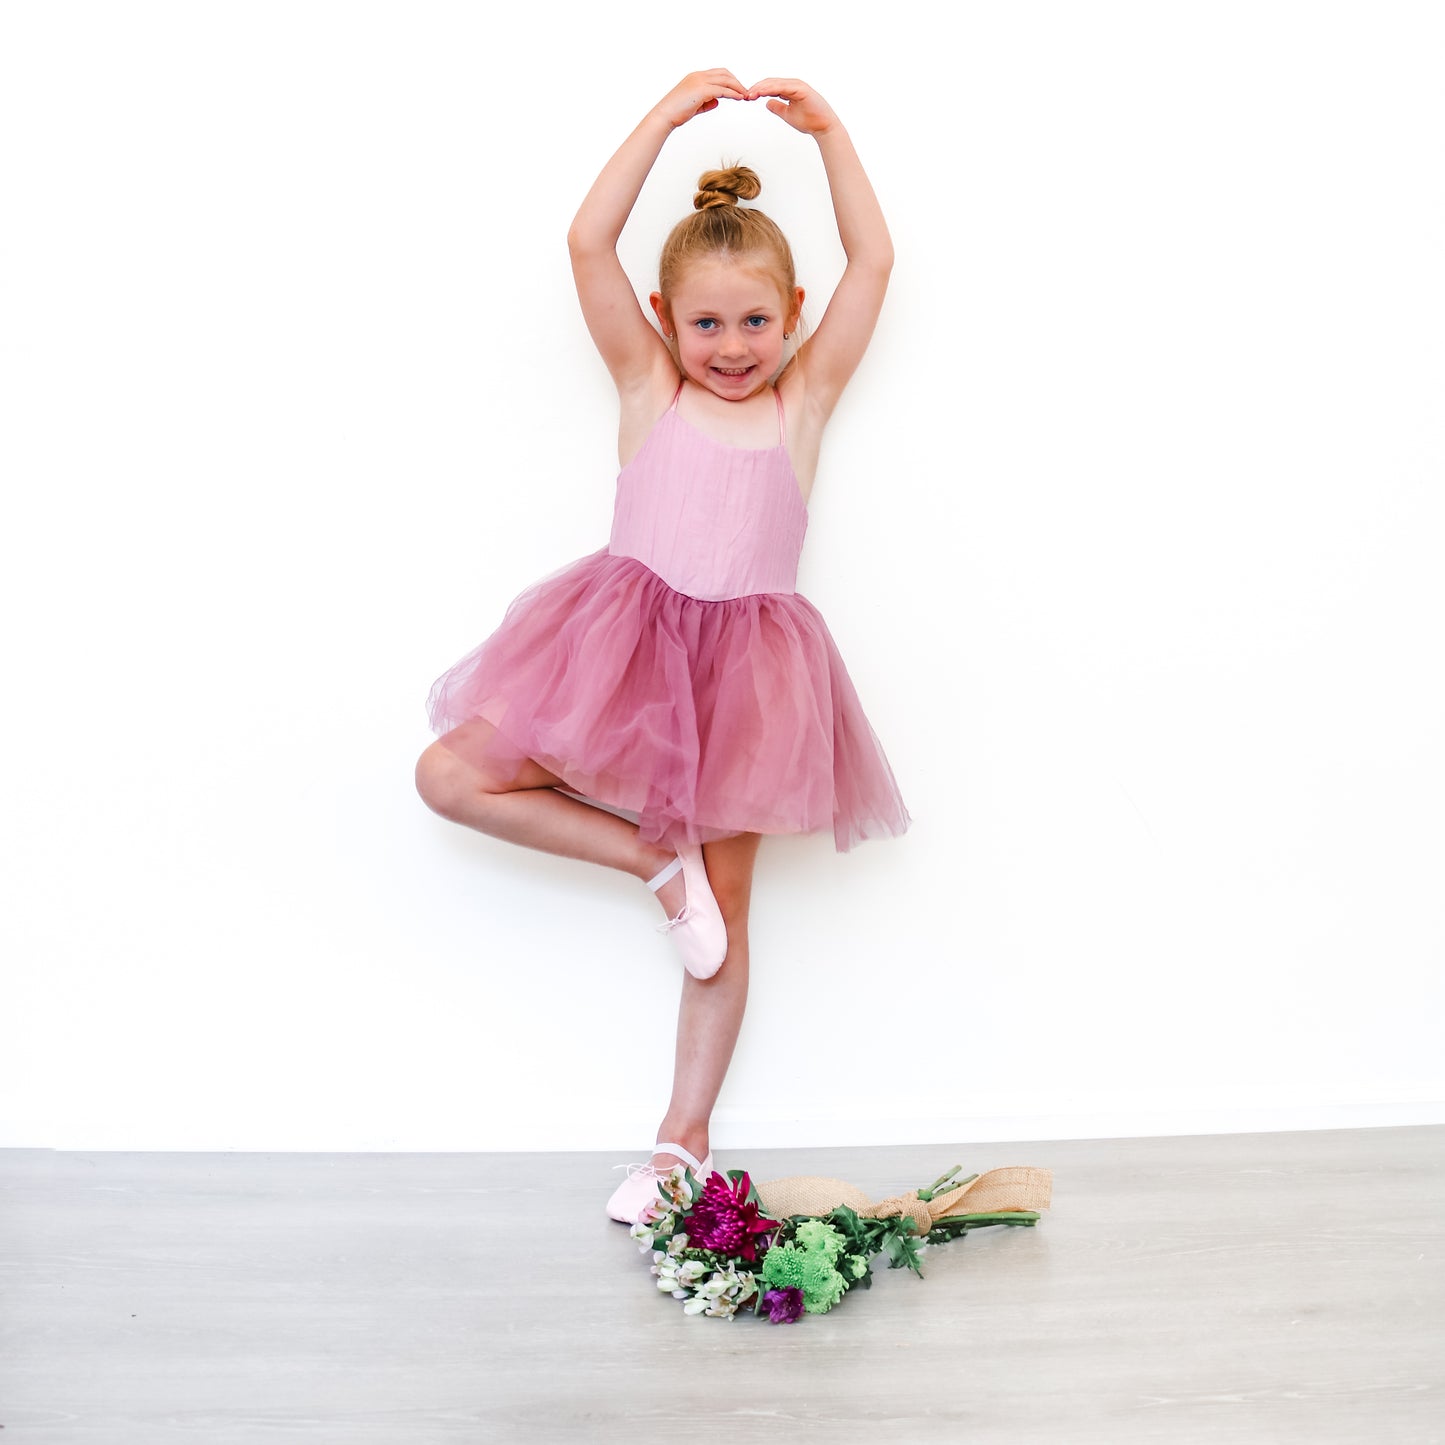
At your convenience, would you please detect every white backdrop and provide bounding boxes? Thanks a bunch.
[3,1,1442,1151]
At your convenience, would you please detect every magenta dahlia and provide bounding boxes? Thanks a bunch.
[686,1171,778,1262]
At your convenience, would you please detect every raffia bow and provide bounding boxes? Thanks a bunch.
[753,1165,1052,1231]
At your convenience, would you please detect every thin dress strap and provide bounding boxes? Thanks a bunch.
[671,378,785,443]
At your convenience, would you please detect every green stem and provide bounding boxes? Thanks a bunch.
[929,1211,1039,1237]
[918,1165,968,1200]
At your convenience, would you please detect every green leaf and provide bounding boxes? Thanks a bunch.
[883,1228,926,1277]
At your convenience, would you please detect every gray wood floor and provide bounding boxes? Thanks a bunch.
[2,1127,1442,1444]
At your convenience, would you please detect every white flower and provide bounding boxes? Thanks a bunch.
[666,1233,690,1255]
[681,1295,710,1315]
[658,1169,692,1211]
[677,1259,707,1286]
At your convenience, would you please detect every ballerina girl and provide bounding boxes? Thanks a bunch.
[416,69,909,1222]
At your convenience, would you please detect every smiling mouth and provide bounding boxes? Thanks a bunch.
[712,365,755,377]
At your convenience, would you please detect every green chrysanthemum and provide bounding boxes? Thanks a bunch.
[759,1242,803,1290]
[799,1252,846,1311]
[759,1220,851,1314]
[794,1220,847,1261]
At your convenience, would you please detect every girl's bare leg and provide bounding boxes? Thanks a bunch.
[651,831,762,1172]
[415,719,686,918]
[418,721,760,1170]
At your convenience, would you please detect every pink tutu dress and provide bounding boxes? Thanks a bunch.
[427,383,910,851]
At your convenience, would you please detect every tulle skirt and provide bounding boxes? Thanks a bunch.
[426,550,910,850]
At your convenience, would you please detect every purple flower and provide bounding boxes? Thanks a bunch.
[685,1171,778,1263]
[763,1286,805,1324]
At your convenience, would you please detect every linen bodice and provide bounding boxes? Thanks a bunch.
[607,393,808,602]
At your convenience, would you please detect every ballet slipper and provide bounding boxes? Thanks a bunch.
[606,1141,715,1224]
[646,844,727,979]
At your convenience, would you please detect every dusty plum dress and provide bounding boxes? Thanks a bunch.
[427,383,909,850]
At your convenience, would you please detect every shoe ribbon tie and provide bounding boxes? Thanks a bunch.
[655,904,694,935]
[613,1159,690,1182]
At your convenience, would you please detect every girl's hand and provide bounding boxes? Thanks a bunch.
[745,77,839,136]
[651,69,749,130]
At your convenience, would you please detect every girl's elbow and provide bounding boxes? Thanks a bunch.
[853,232,894,276]
[567,216,608,260]
[862,245,894,281]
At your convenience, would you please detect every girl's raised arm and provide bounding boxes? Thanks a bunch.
[568,71,749,397]
[747,79,894,421]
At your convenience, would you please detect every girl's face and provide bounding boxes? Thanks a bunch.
[652,255,804,401]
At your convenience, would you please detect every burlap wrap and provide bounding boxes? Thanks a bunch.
[754,1166,1053,1233]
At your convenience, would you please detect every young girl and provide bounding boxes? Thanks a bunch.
[415,69,910,1223]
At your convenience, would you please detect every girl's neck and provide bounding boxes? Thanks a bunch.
[675,377,781,450]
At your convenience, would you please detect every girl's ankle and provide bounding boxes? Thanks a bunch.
[638,844,678,886]
[654,1126,710,1167]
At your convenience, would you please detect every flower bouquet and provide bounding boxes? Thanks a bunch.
[630,1161,1051,1322]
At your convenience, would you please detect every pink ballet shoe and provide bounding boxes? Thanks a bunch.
[606,1141,714,1224]
[647,844,727,979]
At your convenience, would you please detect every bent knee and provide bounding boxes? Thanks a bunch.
[415,741,474,820]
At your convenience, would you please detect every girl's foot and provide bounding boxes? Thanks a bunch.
[606,1140,714,1223]
[646,845,727,978]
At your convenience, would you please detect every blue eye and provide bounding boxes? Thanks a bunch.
[694,318,719,331]
[746,316,768,329]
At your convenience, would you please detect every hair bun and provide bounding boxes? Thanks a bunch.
[693,165,762,212]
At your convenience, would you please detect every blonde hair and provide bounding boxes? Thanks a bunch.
[657,166,798,322]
